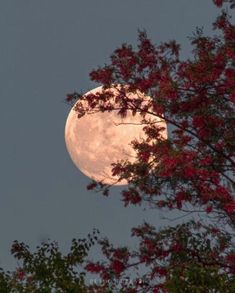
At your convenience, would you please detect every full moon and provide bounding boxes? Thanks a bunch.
[65,86,167,185]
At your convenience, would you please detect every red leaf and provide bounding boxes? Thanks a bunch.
[111,260,125,275]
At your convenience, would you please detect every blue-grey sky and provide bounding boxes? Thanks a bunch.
[0,0,233,270]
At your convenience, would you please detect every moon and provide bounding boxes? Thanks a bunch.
[65,86,167,185]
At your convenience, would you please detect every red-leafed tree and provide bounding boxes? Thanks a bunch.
[0,1,234,292]
[66,0,235,292]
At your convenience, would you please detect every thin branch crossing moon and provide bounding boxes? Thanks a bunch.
[65,86,167,185]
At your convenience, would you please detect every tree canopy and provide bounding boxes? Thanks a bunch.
[1,0,235,292]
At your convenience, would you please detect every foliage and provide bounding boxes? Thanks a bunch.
[0,0,234,292]
[67,0,235,291]
[0,230,99,292]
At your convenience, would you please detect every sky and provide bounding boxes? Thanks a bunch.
[0,0,234,270]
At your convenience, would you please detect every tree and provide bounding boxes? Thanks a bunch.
[0,231,99,292]
[67,0,235,291]
[0,0,234,292]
